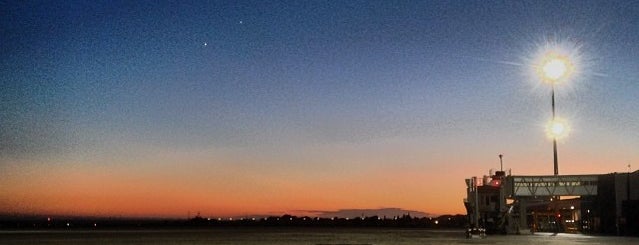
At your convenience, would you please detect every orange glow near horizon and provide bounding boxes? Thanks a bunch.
[0,136,634,218]
[0,151,468,218]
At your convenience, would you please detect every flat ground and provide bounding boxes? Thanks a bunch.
[0,228,637,245]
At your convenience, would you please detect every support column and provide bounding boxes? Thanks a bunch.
[519,198,529,234]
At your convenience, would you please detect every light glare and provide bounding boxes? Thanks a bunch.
[546,119,570,140]
[551,122,565,135]
[543,59,568,80]
[538,53,573,82]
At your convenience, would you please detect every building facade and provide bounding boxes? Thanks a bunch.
[464,170,639,236]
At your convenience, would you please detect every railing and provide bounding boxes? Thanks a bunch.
[507,174,599,197]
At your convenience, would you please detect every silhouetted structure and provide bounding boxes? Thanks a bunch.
[464,169,639,236]
[0,214,468,230]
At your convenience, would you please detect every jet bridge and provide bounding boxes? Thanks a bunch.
[506,174,599,197]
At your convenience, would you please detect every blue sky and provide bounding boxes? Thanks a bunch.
[1,0,638,216]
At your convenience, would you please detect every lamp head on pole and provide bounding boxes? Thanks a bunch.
[546,118,570,140]
[538,53,574,83]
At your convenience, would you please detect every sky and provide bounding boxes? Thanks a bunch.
[1,0,639,218]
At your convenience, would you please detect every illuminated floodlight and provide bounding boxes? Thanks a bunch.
[546,119,570,140]
[530,40,582,176]
[543,58,567,80]
[537,52,574,83]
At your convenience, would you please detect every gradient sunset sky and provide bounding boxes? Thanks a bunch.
[2,0,638,218]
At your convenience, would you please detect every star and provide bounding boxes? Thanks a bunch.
[203,42,207,46]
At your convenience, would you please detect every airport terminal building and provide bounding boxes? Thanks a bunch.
[464,169,639,236]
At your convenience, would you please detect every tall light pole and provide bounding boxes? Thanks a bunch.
[539,53,572,176]
[499,154,503,172]
[551,83,558,176]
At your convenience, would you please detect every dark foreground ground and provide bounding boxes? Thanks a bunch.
[1,228,638,245]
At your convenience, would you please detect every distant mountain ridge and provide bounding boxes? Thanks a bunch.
[296,208,434,218]
[0,208,437,220]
